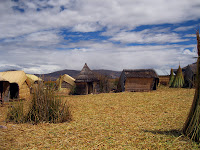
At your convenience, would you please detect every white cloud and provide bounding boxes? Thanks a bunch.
[0,39,197,74]
[0,0,199,74]
[174,25,197,31]
[185,34,196,37]
[1,0,200,38]
[110,28,188,44]
[72,23,102,32]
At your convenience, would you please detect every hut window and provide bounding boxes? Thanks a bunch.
[10,83,19,99]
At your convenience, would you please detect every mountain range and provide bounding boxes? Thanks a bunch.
[35,69,121,81]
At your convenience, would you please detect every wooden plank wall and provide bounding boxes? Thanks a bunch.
[76,82,87,95]
[159,76,169,86]
[125,78,153,92]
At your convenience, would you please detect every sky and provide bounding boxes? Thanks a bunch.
[0,0,200,74]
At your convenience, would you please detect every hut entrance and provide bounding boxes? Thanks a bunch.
[0,82,2,102]
[10,83,19,99]
[0,81,10,102]
[88,82,93,94]
[153,78,159,90]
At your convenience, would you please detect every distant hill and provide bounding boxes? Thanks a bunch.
[35,69,121,81]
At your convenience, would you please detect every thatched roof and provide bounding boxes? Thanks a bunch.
[57,74,75,86]
[0,76,7,81]
[26,74,42,83]
[0,71,29,88]
[123,69,158,78]
[75,63,98,83]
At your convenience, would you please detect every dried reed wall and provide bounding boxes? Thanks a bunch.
[125,78,154,92]
[159,76,169,86]
[19,80,31,100]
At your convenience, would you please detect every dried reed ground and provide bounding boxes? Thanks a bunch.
[0,87,200,149]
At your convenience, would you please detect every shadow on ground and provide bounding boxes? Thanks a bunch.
[143,129,182,137]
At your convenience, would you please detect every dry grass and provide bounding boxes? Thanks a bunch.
[0,86,200,149]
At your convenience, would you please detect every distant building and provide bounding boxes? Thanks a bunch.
[0,71,31,102]
[26,74,43,84]
[118,69,159,92]
[56,74,75,95]
[75,63,99,95]
[154,69,170,86]
[184,63,197,88]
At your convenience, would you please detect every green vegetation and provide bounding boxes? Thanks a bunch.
[169,68,174,87]
[6,101,24,123]
[171,65,184,88]
[6,83,71,124]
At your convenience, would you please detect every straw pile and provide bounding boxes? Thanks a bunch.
[183,30,200,141]
[169,68,174,87]
[171,66,184,88]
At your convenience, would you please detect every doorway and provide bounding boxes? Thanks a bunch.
[10,83,19,99]
[88,82,93,94]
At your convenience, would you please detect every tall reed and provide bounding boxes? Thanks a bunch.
[183,30,200,141]
[7,81,71,124]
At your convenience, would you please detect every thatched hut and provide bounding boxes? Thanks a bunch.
[26,74,42,84]
[56,74,75,95]
[0,71,31,101]
[118,69,159,92]
[75,63,99,95]
[159,75,170,86]
[184,63,197,88]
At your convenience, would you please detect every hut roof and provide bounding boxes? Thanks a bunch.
[26,74,42,83]
[0,71,28,88]
[123,69,158,78]
[154,69,170,76]
[57,74,75,86]
[0,76,7,81]
[75,63,98,83]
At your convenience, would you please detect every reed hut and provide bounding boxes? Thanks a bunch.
[56,74,75,95]
[26,74,42,84]
[184,63,197,88]
[118,69,159,92]
[159,75,170,86]
[75,63,99,95]
[0,71,31,101]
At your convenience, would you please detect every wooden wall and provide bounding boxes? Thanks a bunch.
[76,82,87,95]
[75,81,99,95]
[159,76,169,86]
[184,66,195,88]
[125,78,154,92]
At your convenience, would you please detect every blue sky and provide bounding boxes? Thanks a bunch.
[0,0,200,74]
